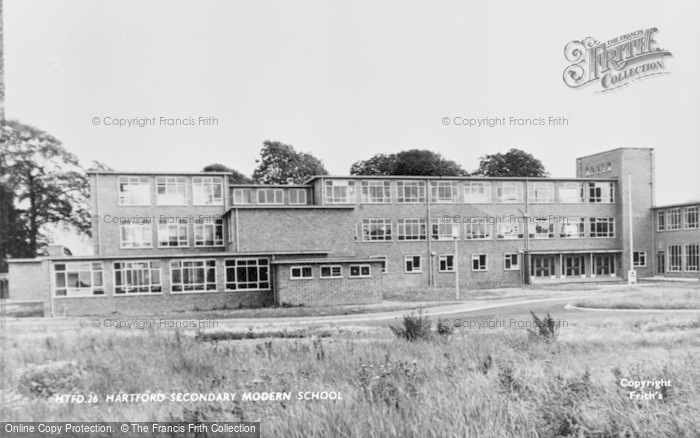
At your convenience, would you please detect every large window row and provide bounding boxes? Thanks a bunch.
[290,264,372,279]
[232,188,308,205]
[120,219,224,248]
[358,217,615,241]
[324,180,615,204]
[666,244,700,272]
[118,176,224,206]
[657,206,699,231]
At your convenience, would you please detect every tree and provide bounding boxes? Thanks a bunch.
[202,163,253,184]
[472,149,548,177]
[0,121,91,259]
[253,140,328,184]
[350,149,469,176]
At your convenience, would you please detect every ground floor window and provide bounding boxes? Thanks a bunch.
[405,255,422,273]
[471,254,487,271]
[685,244,699,272]
[668,245,682,272]
[54,262,104,296]
[320,265,343,278]
[370,255,388,274]
[290,266,313,279]
[170,260,217,292]
[114,261,162,294]
[504,253,520,270]
[438,255,454,272]
[225,258,269,290]
[633,252,647,267]
[350,264,371,277]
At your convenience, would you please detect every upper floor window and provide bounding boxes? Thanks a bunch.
[361,181,391,203]
[667,208,682,230]
[430,181,459,203]
[118,177,150,205]
[396,181,426,203]
[558,182,584,203]
[588,182,614,203]
[495,182,523,203]
[464,220,492,240]
[463,182,492,204]
[257,188,284,205]
[531,217,555,239]
[589,217,615,238]
[528,182,554,203]
[361,218,392,242]
[54,262,104,297]
[120,223,152,248]
[431,218,458,240]
[157,219,188,247]
[657,210,665,231]
[496,219,523,239]
[194,217,224,246]
[560,218,585,238]
[289,189,307,205]
[684,206,699,229]
[156,177,187,205]
[397,218,427,241]
[325,180,356,204]
[193,177,223,205]
[232,188,253,205]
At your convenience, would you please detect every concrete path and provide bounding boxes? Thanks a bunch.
[565,303,700,313]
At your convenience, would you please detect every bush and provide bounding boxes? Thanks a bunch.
[527,311,560,342]
[389,310,432,341]
[18,361,83,398]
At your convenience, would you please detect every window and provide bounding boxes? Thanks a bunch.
[657,210,665,231]
[431,218,458,240]
[667,208,682,230]
[290,266,313,279]
[504,253,520,270]
[257,188,284,205]
[471,254,487,271]
[686,244,699,272]
[118,176,150,205]
[607,162,612,172]
[495,182,524,203]
[596,165,601,174]
[225,258,270,290]
[194,217,223,246]
[370,255,388,274]
[557,183,584,203]
[464,182,492,203]
[633,252,646,267]
[361,218,393,241]
[531,217,555,239]
[396,218,426,241]
[430,181,459,203]
[349,264,371,277]
[193,177,224,205]
[325,180,356,204]
[114,261,162,294]
[438,255,454,272]
[320,265,343,278]
[496,219,523,239]
[361,181,391,203]
[668,245,682,272]
[156,177,187,205]
[528,182,554,203]
[585,167,590,176]
[54,262,104,296]
[589,218,615,238]
[157,220,188,247]
[120,223,152,248]
[233,188,253,205]
[464,219,492,240]
[170,260,217,292]
[405,255,421,273]
[289,189,307,205]
[396,181,426,203]
[560,218,585,238]
[684,206,699,229]
[588,182,614,203]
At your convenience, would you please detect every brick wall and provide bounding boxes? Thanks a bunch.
[7,260,51,314]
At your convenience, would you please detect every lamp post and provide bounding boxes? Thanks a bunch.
[453,223,460,300]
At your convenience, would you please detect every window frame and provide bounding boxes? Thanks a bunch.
[559,218,585,238]
[396,218,427,241]
[684,206,699,229]
[320,265,343,279]
[471,254,488,271]
[192,177,224,206]
[170,259,217,292]
[349,264,372,278]
[289,189,307,205]
[685,244,699,272]
[119,223,153,249]
[438,254,455,272]
[527,182,555,204]
[290,265,314,280]
[633,251,647,268]
[118,176,151,206]
[324,180,356,204]
[225,258,270,291]
[504,253,520,270]
[114,260,162,295]
[656,210,665,231]
[464,220,492,240]
[155,176,187,206]
[463,181,492,204]
[589,217,615,238]
[404,255,422,273]
[232,188,254,205]
[157,220,189,247]
[430,181,459,203]
[361,218,393,242]
[53,262,105,297]
[360,180,392,204]
[257,188,284,205]
[667,208,682,231]
[396,181,426,203]
[667,245,683,272]
[193,217,224,247]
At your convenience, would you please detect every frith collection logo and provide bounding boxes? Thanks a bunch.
[563,28,672,93]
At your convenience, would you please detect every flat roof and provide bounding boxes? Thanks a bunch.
[526,249,622,255]
[271,257,384,265]
[575,147,654,160]
[7,250,332,263]
[224,205,355,214]
[87,171,231,176]
[303,175,617,184]
[652,200,700,210]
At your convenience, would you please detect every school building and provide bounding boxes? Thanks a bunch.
[7,147,700,316]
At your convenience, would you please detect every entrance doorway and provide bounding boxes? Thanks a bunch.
[531,255,556,279]
[593,254,615,276]
[656,252,665,275]
[564,255,586,277]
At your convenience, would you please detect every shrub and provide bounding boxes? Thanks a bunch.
[357,356,425,410]
[527,311,560,342]
[18,361,83,398]
[388,310,432,341]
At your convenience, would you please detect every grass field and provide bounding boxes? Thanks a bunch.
[572,287,700,310]
[3,306,700,437]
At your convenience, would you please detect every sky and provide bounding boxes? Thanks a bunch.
[5,0,700,209]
